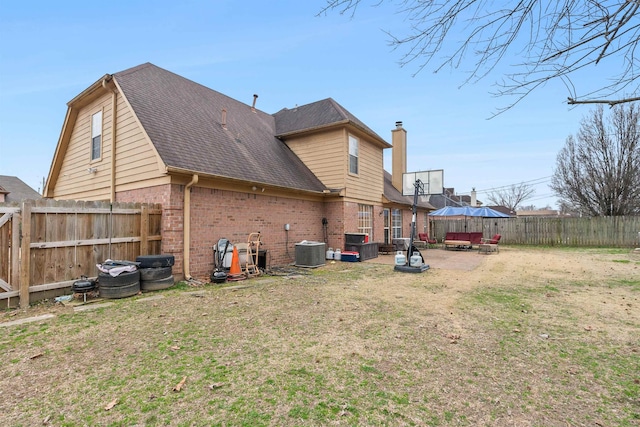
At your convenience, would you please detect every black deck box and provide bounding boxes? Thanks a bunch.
[344,242,379,261]
[345,233,367,244]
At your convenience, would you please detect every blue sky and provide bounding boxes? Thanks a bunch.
[0,0,601,208]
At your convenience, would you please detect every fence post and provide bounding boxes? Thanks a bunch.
[19,202,31,308]
[140,204,149,256]
[11,210,21,290]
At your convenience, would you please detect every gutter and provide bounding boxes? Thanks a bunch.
[68,74,111,108]
[275,120,391,148]
[183,174,198,280]
[164,166,331,197]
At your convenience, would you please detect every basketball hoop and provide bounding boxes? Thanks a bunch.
[402,169,444,196]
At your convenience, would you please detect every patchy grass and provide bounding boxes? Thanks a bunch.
[0,247,638,426]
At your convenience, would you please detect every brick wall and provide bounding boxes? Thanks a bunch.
[372,206,385,245]
[189,187,327,280]
[116,184,184,276]
[323,201,345,251]
[117,184,409,281]
[342,202,360,246]
[118,184,329,280]
[338,201,386,251]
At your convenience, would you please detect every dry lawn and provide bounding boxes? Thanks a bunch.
[1,246,639,426]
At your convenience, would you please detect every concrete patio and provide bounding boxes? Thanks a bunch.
[364,246,492,271]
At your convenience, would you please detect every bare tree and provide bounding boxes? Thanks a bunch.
[551,104,640,216]
[557,200,578,216]
[319,1,640,110]
[486,183,535,211]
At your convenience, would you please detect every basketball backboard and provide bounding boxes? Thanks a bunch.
[402,169,444,196]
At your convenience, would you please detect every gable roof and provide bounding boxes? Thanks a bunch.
[113,63,327,192]
[273,98,389,147]
[0,175,42,203]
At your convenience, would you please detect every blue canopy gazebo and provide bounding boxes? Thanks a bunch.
[428,206,511,218]
[429,206,510,238]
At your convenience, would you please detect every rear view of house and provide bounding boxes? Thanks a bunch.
[45,63,432,281]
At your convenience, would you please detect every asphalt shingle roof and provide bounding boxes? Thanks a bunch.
[0,175,41,203]
[113,63,327,192]
[274,98,387,144]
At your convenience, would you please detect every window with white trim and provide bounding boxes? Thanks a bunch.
[391,209,402,239]
[383,208,390,244]
[348,134,358,174]
[91,111,102,161]
[358,204,373,239]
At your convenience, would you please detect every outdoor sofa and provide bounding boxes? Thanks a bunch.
[444,232,483,250]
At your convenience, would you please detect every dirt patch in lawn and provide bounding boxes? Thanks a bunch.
[1,246,639,426]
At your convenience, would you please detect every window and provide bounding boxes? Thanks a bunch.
[391,209,402,239]
[383,208,390,244]
[358,204,373,239]
[91,111,102,161]
[348,134,358,174]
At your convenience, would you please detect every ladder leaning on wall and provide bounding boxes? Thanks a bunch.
[244,232,261,277]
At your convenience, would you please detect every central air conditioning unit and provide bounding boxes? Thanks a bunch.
[294,241,326,268]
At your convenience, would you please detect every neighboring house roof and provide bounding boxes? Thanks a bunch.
[383,171,434,209]
[0,175,41,203]
[274,98,389,147]
[112,63,327,193]
[426,188,482,209]
[516,209,560,217]
[487,205,516,216]
[426,194,463,209]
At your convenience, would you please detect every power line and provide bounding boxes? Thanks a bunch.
[474,176,552,194]
[456,176,553,195]
[526,193,557,202]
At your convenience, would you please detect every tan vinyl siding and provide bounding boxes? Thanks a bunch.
[345,132,384,203]
[284,127,384,204]
[53,93,113,200]
[113,95,164,186]
[285,128,384,203]
[52,90,165,201]
[284,129,345,189]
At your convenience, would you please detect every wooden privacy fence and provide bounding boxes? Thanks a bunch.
[0,199,162,308]
[430,216,640,247]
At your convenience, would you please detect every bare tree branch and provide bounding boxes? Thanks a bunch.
[568,96,640,106]
[486,183,536,211]
[319,0,640,111]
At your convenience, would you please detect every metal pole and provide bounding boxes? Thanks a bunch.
[108,202,113,260]
[406,180,424,263]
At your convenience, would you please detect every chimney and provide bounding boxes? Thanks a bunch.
[221,109,227,129]
[471,188,477,207]
[391,121,407,193]
[251,94,258,112]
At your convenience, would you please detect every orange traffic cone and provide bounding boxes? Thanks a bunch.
[227,245,245,281]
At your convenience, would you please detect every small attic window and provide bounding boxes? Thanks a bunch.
[91,111,102,161]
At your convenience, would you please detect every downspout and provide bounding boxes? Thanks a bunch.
[102,76,117,260]
[183,174,198,280]
[102,76,117,203]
